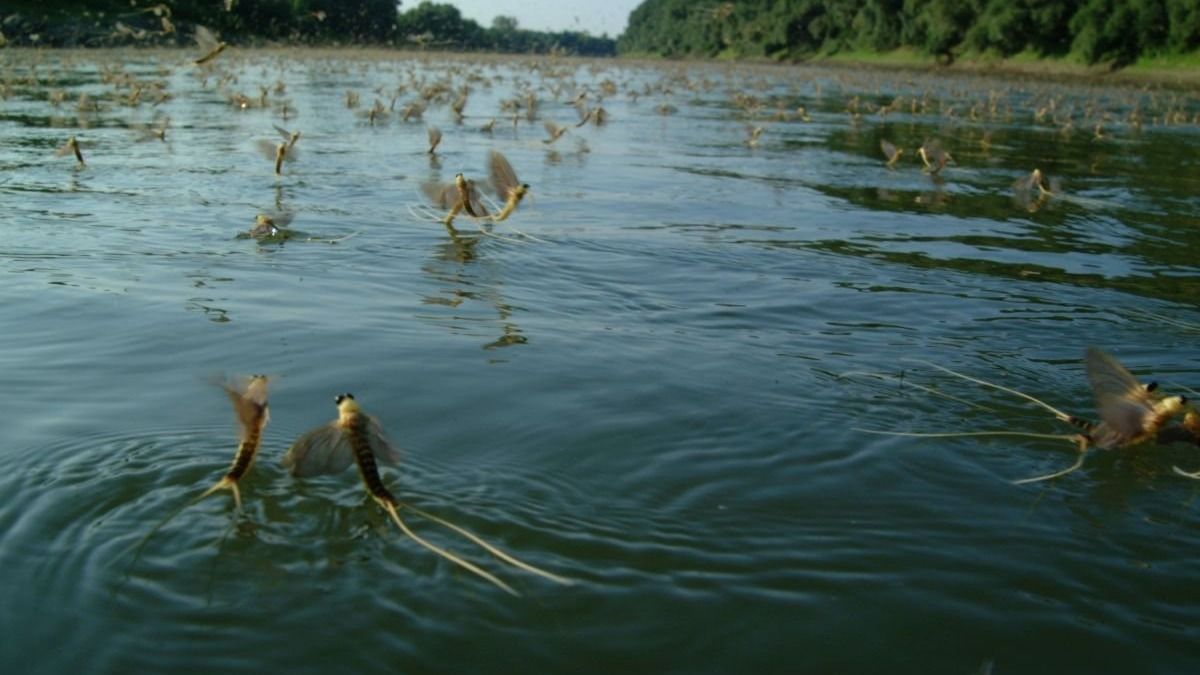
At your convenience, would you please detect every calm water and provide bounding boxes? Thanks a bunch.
[2,48,1200,674]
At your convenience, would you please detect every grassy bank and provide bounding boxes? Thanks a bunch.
[815,48,1200,87]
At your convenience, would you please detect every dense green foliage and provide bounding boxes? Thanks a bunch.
[1,0,615,55]
[393,2,615,55]
[618,0,1200,65]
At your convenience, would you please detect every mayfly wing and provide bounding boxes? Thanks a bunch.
[465,179,490,217]
[282,423,355,477]
[488,150,519,200]
[194,25,219,51]
[273,124,293,141]
[221,375,270,436]
[1085,346,1156,438]
[1013,171,1038,193]
[427,125,442,147]
[365,416,401,466]
[255,139,279,161]
[421,180,456,208]
[880,139,898,161]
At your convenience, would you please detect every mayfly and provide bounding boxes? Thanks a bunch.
[55,136,86,166]
[542,120,568,145]
[193,25,227,66]
[282,394,572,596]
[918,139,952,175]
[238,211,357,244]
[421,173,489,226]
[256,129,300,175]
[199,375,272,510]
[745,125,764,148]
[857,347,1188,483]
[240,211,295,240]
[487,150,529,222]
[880,139,903,168]
[123,375,270,565]
[274,124,301,152]
[1170,407,1200,477]
[427,125,443,154]
[130,116,170,142]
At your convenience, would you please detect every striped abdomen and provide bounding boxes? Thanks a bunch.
[225,424,263,481]
[349,423,396,505]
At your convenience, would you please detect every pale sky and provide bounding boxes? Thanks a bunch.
[435,0,644,38]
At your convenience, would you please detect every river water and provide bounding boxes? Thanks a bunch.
[1,48,1199,674]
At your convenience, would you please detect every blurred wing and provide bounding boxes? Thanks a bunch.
[194,25,218,51]
[273,124,293,141]
[421,181,455,208]
[465,180,490,217]
[255,139,279,161]
[1012,172,1037,193]
[282,423,355,477]
[427,125,442,146]
[222,376,269,436]
[282,146,300,163]
[365,416,400,466]
[488,150,518,200]
[1086,346,1155,437]
[880,140,897,161]
[261,211,295,228]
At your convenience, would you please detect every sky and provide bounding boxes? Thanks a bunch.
[435,0,644,38]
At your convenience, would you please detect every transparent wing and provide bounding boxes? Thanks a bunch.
[255,139,279,161]
[1086,346,1155,438]
[283,423,355,477]
[427,125,442,147]
[365,416,400,466]
[1012,171,1038,193]
[880,140,898,162]
[194,25,219,51]
[273,124,294,141]
[421,181,456,208]
[222,375,269,440]
[488,150,519,200]
[464,180,490,217]
[258,210,295,228]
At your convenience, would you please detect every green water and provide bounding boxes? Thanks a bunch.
[2,49,1199,674]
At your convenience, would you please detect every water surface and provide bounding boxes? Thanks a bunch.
[2,48,1199,674]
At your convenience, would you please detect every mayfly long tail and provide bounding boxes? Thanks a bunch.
[1013,450,1089,485]
[379,499,518,596]
[906,359,1079,424]
[854,428,1084,443]
[401,502,572,585]
[839,370,997,412]
[1173,466,1200,480]
[119,485,228,576]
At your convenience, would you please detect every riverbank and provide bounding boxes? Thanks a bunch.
[812,48,1200,88]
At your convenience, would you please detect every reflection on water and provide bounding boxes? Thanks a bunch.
[420,224,527,352]
[1,48,1199,674]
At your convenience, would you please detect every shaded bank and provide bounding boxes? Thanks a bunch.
[619,0,1200,69]
[0,1,616,56]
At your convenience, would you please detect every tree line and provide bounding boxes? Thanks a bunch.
[617,0,1200,66]
[3,0,616,55]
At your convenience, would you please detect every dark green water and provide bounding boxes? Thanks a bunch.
[2,49,1199,674]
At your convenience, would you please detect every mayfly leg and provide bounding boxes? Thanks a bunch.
[400,502,573,585]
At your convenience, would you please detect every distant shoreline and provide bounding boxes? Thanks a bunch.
[5,43,1198,89]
